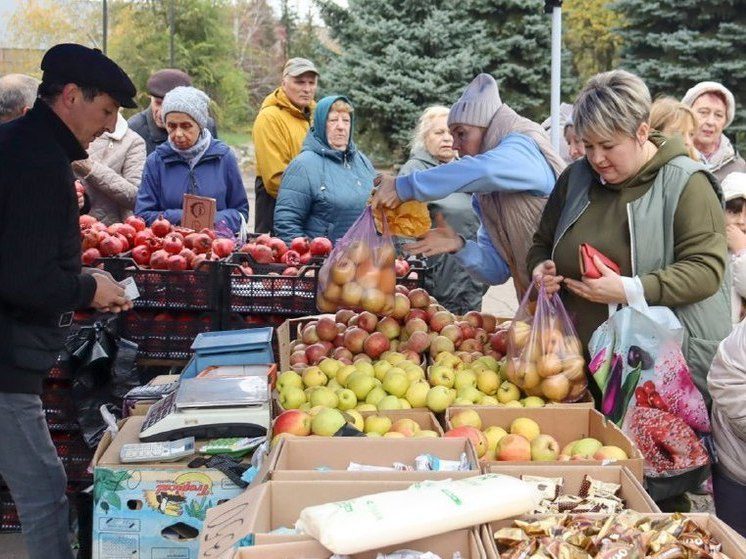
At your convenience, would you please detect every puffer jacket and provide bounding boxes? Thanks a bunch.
[135,139,248,233]
[273,95,375,243]
[398,148,488,315]
[77,114,146,224]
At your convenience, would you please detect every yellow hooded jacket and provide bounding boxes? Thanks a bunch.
[252,87,315,198]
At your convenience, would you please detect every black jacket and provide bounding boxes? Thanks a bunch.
[128,108,218,155]
[0,99,97,394]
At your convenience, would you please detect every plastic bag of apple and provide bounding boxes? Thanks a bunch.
[503,283,588,403]
[79,214,236,271]
[444,410,629,463]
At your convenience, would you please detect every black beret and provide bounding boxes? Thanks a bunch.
[146,69,192,98]
[40,43,137,108]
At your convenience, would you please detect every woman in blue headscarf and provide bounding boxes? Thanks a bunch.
[273,95,376,242]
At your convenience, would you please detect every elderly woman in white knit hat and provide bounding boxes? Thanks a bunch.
[722,172,746,322]
[135,86,248,232]
[372,74,565,298]
[682,81,746,182]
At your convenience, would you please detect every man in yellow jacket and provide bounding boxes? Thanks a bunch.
[252,58,318,233]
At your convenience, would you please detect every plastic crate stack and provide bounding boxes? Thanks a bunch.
[0,360,94,533]
[101,257,223,361]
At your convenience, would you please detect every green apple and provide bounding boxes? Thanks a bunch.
[521,396,545,408]
[346,372,377,400]
[398,398,412,409]
[310,386,339,409]
[318,358,342,379]
[365,386,387,406]
[343,409,365,431]
[416,429,439,438]
[450,408,483,429]
[355,403,377,412]
[302,366,327,388]
[510,417,541,442]
[377,394,403,410]
[336,364,358,387]
[457,386,482,404]
[277,370,303,391]
[336,388,358,411]
[476,355,500,373]
[404,379,430,408]
[454,370,477,390]
[426,385,452,413]
[326,378,342,392]
[429,364,455,388]
[530,434,560,461]
[354,361,375,377]
[382,369,410,397]
[373,359,392,381]
[478,395,500,406]
[594,445,628,460]
[497,381,521,403]
[571,438,603,458]
[477,370,500,396]
[364,414,392,435]
[298,402,311,412]
[311,408,346,436]
[385,352,406,365]
[504,400,523,408]
[483,426,508,451]
[453,398,473,406]
[278,386,306,410]
[404,364,425,383]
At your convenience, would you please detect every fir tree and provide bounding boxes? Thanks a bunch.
[613,0,746,134]
[316,0,554,158]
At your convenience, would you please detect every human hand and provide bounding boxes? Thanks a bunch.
[91,273,132,313]
[75,180,85,209]
[726,224,746,253]
[532,259,564,295]
[564,255,626,304]
[371,174,402,210]
[404,213,463,257]
[72,159,92,176]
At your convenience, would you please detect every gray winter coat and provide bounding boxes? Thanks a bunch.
[77,115,146,225]
[399,148,488,315]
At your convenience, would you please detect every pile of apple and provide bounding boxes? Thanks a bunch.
[272,407,440,443]
[503,319,588,403]
[444,409,629,462]
[290,286,504,369]
[79,214,234,271]
[237,235,332,268]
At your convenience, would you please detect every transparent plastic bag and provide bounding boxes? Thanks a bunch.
[316,206,396,314]
[504,283,588,403]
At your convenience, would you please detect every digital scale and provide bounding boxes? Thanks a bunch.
[139,375,270,442]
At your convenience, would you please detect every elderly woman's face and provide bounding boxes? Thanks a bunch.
[424,115,455,163]
[166,112,200,150]
[326,110,351,151]
[564,125,585,161]
[692,93,728,155]
[582,124,649,185]
[450,124,485,157]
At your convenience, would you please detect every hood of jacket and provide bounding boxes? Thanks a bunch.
[302,95,358,163]
[406,146,441,168]
[259,87,315,121]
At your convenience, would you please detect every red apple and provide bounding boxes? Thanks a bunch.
[273,410,311,437]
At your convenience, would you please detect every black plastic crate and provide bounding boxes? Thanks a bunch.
[120,309,220,360]
[52,433,94,483]
[0,491,20,532]
[98,257,222,311]
[223,263,319,316]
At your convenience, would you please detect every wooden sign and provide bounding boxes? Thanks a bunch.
[183,194,217,231]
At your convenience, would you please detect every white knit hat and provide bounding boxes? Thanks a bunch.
[722,172,746,202]
[162,86,210,130]
[681,81,736,128]
[447,74,502,128]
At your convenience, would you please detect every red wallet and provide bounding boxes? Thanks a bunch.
[579,243,620,279]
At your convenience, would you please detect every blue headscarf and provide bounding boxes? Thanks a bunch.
[310,95,357,152]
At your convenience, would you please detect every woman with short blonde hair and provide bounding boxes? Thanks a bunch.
[650,96,698,159]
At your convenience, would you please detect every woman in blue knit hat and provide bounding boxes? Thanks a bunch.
[135,86,249,232]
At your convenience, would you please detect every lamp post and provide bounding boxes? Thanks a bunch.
[102,0,108,54]
[545,0,562,152]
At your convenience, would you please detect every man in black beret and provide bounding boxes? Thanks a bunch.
[0,43,133,559]
[128,68,218,154]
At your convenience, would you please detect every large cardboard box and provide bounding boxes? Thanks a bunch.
[481,513,746,559]
[277,314,330,372]
[481,464,658,512]
[446,406,644,479]
[232,529,486,558]
[92,416,244,559]
[266,436,480,481]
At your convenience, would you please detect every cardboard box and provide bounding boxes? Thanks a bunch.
[481,513,746,559]
[277,314,330,373]
[446,407,644,479]
[266,436,480,481]
[233,529,486,558]
[481,464,658,512]
[92,416,244,559]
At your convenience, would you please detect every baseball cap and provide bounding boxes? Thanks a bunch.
[283,58,319,78]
